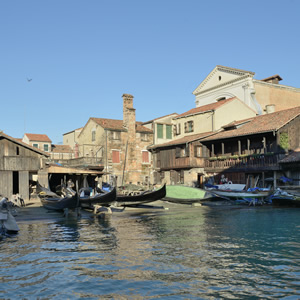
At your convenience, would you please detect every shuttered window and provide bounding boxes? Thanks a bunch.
[112,150,120,163]
[142,151,150,163]
[166,125,172,139]
[157,124,163,138]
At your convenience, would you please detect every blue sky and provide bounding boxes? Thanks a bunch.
[1,0,300,144]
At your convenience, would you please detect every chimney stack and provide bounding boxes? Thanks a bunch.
[122,93,136,136]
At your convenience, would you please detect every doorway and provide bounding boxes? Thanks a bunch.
[13,171,19,194]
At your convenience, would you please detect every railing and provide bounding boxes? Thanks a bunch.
[61,157,104,168]
[205,153,285,170]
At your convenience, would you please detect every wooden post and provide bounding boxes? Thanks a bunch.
[238,140,241,155]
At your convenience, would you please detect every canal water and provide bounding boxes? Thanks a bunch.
[0,205,299,299]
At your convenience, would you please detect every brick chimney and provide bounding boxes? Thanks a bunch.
[122,94,136,137]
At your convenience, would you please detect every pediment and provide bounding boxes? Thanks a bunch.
[193,65,255,95]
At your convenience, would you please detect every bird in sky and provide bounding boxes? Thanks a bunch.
[27,78,32,82]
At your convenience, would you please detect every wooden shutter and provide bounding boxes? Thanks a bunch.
[142,151,149,163]
[112,150,120,163]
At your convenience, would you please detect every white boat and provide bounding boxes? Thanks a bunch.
[0,197,19,235]
[210,190,267,199]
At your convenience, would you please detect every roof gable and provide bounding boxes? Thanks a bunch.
[0,132,50,156]
[193,65,255,95]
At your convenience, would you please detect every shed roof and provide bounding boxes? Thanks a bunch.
[0,132,50,156]
[201,106,300,141]
[280,148,300,163]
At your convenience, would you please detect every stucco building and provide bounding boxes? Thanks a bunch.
[193,65,300,114]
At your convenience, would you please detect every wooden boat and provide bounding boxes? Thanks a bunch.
[270,189,300,207]
[39,192,79,211]
[38,184,79,211]
[114,184,166,207]
[79,186,117,209]
[162,185,224,205]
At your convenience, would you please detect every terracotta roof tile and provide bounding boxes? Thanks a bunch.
[175,98,237,119]
[201,106,300,141]
[51,144,73,153]
[91,118,152,133]
[25,133,52,142]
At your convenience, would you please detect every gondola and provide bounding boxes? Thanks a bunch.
[114,184,166,207]
[37,183,79,211]
[79,186,117,209]
[39,191,79,211]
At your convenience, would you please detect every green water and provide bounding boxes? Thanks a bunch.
[0,206,299,299]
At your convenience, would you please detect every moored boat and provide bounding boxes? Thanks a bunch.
[79,186,117,209]
[114,184,166,207]
[270,189,300,207]
[162,185,224,205]
[39,191,79,211]
[0,197,19,235]
[38,184,79,211]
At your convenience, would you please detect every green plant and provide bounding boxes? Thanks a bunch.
[279,132,289,150]
[217,156,227,160]
[208,157,217,161]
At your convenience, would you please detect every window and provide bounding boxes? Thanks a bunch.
[176,145,189,158]
[142,150,150,163]
[194,146,202,157]
[112,150,120,163]
[166,125,172,139]
[112,131,121,140]
[174,123,181,136]
[33,143,39,148]
[141,133,148,141]
[92,130,96,142]
[184,121,194,133]
[157,124,163,139]
[16,147,19,155]
[44,144,49,152]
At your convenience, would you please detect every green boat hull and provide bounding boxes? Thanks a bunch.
[163,185,219,204]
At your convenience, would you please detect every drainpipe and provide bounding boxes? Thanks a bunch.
[211,110,215,131]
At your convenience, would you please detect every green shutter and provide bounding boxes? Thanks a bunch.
[157,124,163,139]
[166,125,172,139]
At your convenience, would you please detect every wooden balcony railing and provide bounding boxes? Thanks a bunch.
[204,153,285,171]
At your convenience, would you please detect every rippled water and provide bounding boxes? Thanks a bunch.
[1,206,299,299]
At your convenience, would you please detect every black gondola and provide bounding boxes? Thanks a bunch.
[114,184,166,207]
[79,187,117,209]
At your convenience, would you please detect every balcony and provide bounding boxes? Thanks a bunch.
[204,153,286,172]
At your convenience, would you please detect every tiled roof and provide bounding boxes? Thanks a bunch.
[280,148,300,163]
[51,144,73,153]
[175,98,237,119]
[25,133,52,142]
[201,106,300,141]
[149,131,215,149]
[91,118,152,133]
